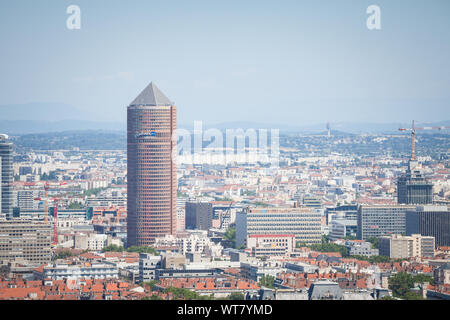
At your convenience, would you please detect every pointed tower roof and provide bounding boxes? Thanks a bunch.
[129,82,174,106]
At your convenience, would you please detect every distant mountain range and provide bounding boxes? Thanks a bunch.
[181,120,450,135]
[0,102,448,135]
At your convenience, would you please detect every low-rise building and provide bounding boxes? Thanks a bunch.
[34,263,119,280]
[247,234,295,257]
[379,234,435,259]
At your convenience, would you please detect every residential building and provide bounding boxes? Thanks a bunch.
[247,234,295,257]
[139,253,162,283]
[434,263,450,285]
[34,263,119,280]
[343,240,379,257]
[185,201,212,231]
[379,234,435,259]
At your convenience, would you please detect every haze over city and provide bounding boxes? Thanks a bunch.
[0,0,449,127]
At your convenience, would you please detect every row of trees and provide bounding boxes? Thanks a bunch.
[388,272,434,300]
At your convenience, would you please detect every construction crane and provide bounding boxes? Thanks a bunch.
[34,181,67,224]
[219,202,233,230]
[52,198,60,245]
[398,120,450,160]
[33,195,60,245]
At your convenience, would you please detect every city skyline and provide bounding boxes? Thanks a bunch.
[0,1,449,305]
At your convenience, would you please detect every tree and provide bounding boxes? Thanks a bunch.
[351,255,390,263]
[164,287,202,300]
[223,226,236,248]
[258,275,275,289]
[54,250,74,260]
[227,292,245,300]
[388,272,414,298]
[126,246,159,255]
[412,274,434,285]
[142,294,163,300]
[102,244,124,252]
[68,201,83,209]
[143,280,158,291]
[366,237,380,249]
[403,291,424,300]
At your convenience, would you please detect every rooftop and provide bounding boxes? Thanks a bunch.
[129,82,173,107]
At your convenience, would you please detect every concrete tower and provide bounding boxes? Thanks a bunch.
[127,82,177,246]
[0,134,13,219]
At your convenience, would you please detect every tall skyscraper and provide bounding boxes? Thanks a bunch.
[0,134,13,219]
[127,82,177,246]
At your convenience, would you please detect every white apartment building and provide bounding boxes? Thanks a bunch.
[154,230,223,257]
[34,263,119,280]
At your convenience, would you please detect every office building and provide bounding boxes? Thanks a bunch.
[236,207,321,248]
[0,134,13,218]
[127,82,177,246]
[379,234,435,259]
[357,205,415,240]
[406,205,450,247]
[185,201,212,231]
[0,219,52,265]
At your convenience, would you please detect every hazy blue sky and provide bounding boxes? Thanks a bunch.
[0,0,449,125]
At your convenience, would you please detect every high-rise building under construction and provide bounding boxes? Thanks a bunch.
[397,160,433,204]
[127,82,177,246]
[397,121,433,205]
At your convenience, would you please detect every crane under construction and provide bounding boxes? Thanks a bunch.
[397,120,449,204]
[34,181,67,245]
[398,120,450,161]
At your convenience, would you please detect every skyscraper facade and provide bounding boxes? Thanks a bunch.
[397,160,433,205]
[357,204,416,240]
[0,134,13,219]
[127,83,177,246]
[406,205,450,247]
